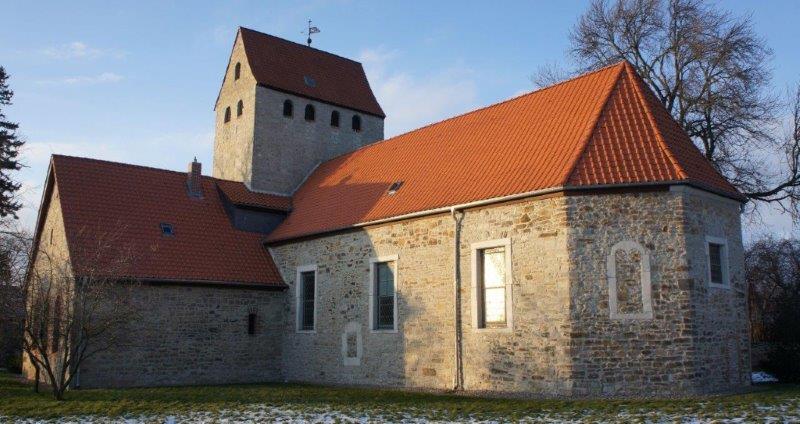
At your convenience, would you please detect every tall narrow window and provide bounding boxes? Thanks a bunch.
[479,247,507,327]
[234,62,241,80]
[374,261,395,330]
[330,110,340,127]
[283,99,293,117]
[706,236,729,287]
[237,100,244,117]
[299,270,315,331]
[224,107,231,123]
[247,313,256,335]
[304,104,315,121]
[351,114,361,131]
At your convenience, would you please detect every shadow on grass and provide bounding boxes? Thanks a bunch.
[2,372,799,420]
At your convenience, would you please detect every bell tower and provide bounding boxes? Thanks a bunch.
[212,27,385,195]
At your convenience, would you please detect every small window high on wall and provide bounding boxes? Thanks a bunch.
[330,110,340,127]
[234,62,241,80]
[304,104,315,121]
[224,107,231,123]
[237,100,244,117]
[247,313,256,335]
[351,114,361,131]
[283,100,293,117]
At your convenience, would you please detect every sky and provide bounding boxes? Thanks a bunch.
[1,0,798,240]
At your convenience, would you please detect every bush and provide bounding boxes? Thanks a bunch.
[763,292,800,382]
[4,353,21,374]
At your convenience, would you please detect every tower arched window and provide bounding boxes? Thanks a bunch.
[224,107,231,123]
[237,100,244,117]
[304,104,315,121]
[351,114,361,132]
[234,62,241,80]
[330,110,340,127]
[283,100,293,117]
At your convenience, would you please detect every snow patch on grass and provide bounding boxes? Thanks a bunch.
[752,371,779,383]
[5,401,800,423]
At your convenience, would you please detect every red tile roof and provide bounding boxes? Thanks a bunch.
[48,155,285,287]
[266,62,743,242]
[216,179,292,211]
[239,27,385,118]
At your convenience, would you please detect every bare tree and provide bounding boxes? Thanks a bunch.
[0,229,30,372]
[746,237,800,341]
[537,0,800,217]
[746,236,800,380]
[21,227,140,400]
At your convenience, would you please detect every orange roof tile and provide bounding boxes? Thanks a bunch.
[267,62,743,242]
[48,155,285,287]
[239,27,384,117]
[216,179,292,211]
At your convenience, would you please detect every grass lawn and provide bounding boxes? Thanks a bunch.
[1,371,799,423]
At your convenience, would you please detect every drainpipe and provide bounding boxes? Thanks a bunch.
[450,207,465,391]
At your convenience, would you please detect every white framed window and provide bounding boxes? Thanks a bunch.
[706,236,730,288]
[369,255,398,333]
[295,264,317,332]
[471,239,513,331]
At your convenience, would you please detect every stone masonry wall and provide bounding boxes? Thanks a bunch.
[77,284,284,388]
[270,196,575,394]
[271,188,749,396]
[212,31,385,195]
[564,188,749,396]
[679,187,750,391]
[250,87,384,194]
[22,184,73,384]
[213,31,257,184]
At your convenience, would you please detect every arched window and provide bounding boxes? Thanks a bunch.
[304,104,315,121]
[224,107,231,123]
[237,100,244,117]
[283,100,293,117]
[234,62,241,80]
[330,110,340,127]
[351,114,361,132]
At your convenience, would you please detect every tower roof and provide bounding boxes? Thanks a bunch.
[266,61,743,242]
[239,27,384,117]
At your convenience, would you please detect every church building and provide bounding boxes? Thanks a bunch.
[24,27,750,397]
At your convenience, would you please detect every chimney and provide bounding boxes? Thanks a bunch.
[187,157,202,198]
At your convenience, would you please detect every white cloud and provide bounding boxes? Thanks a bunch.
[41,41,127,60]
[359,47,479,137]
[36,72,124,86]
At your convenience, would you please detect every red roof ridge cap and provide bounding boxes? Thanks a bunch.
[623,62,689,180]
[238,26,365,66]
[314,61,631,169]
[561,62,627,184]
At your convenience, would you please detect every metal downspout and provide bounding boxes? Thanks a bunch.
[451,207,465,391]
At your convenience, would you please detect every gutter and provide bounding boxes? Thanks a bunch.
[450,207,465,391]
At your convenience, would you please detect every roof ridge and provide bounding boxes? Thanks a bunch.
[238,26,364,66]
[316,61,630,167]
[561,62,627,185]
[623,63,689,179]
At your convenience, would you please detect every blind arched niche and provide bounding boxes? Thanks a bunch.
[607,240,653,320]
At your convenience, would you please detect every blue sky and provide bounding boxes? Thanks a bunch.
[1,0,798,239]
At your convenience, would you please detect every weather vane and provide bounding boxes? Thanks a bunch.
[303,19,320,47]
